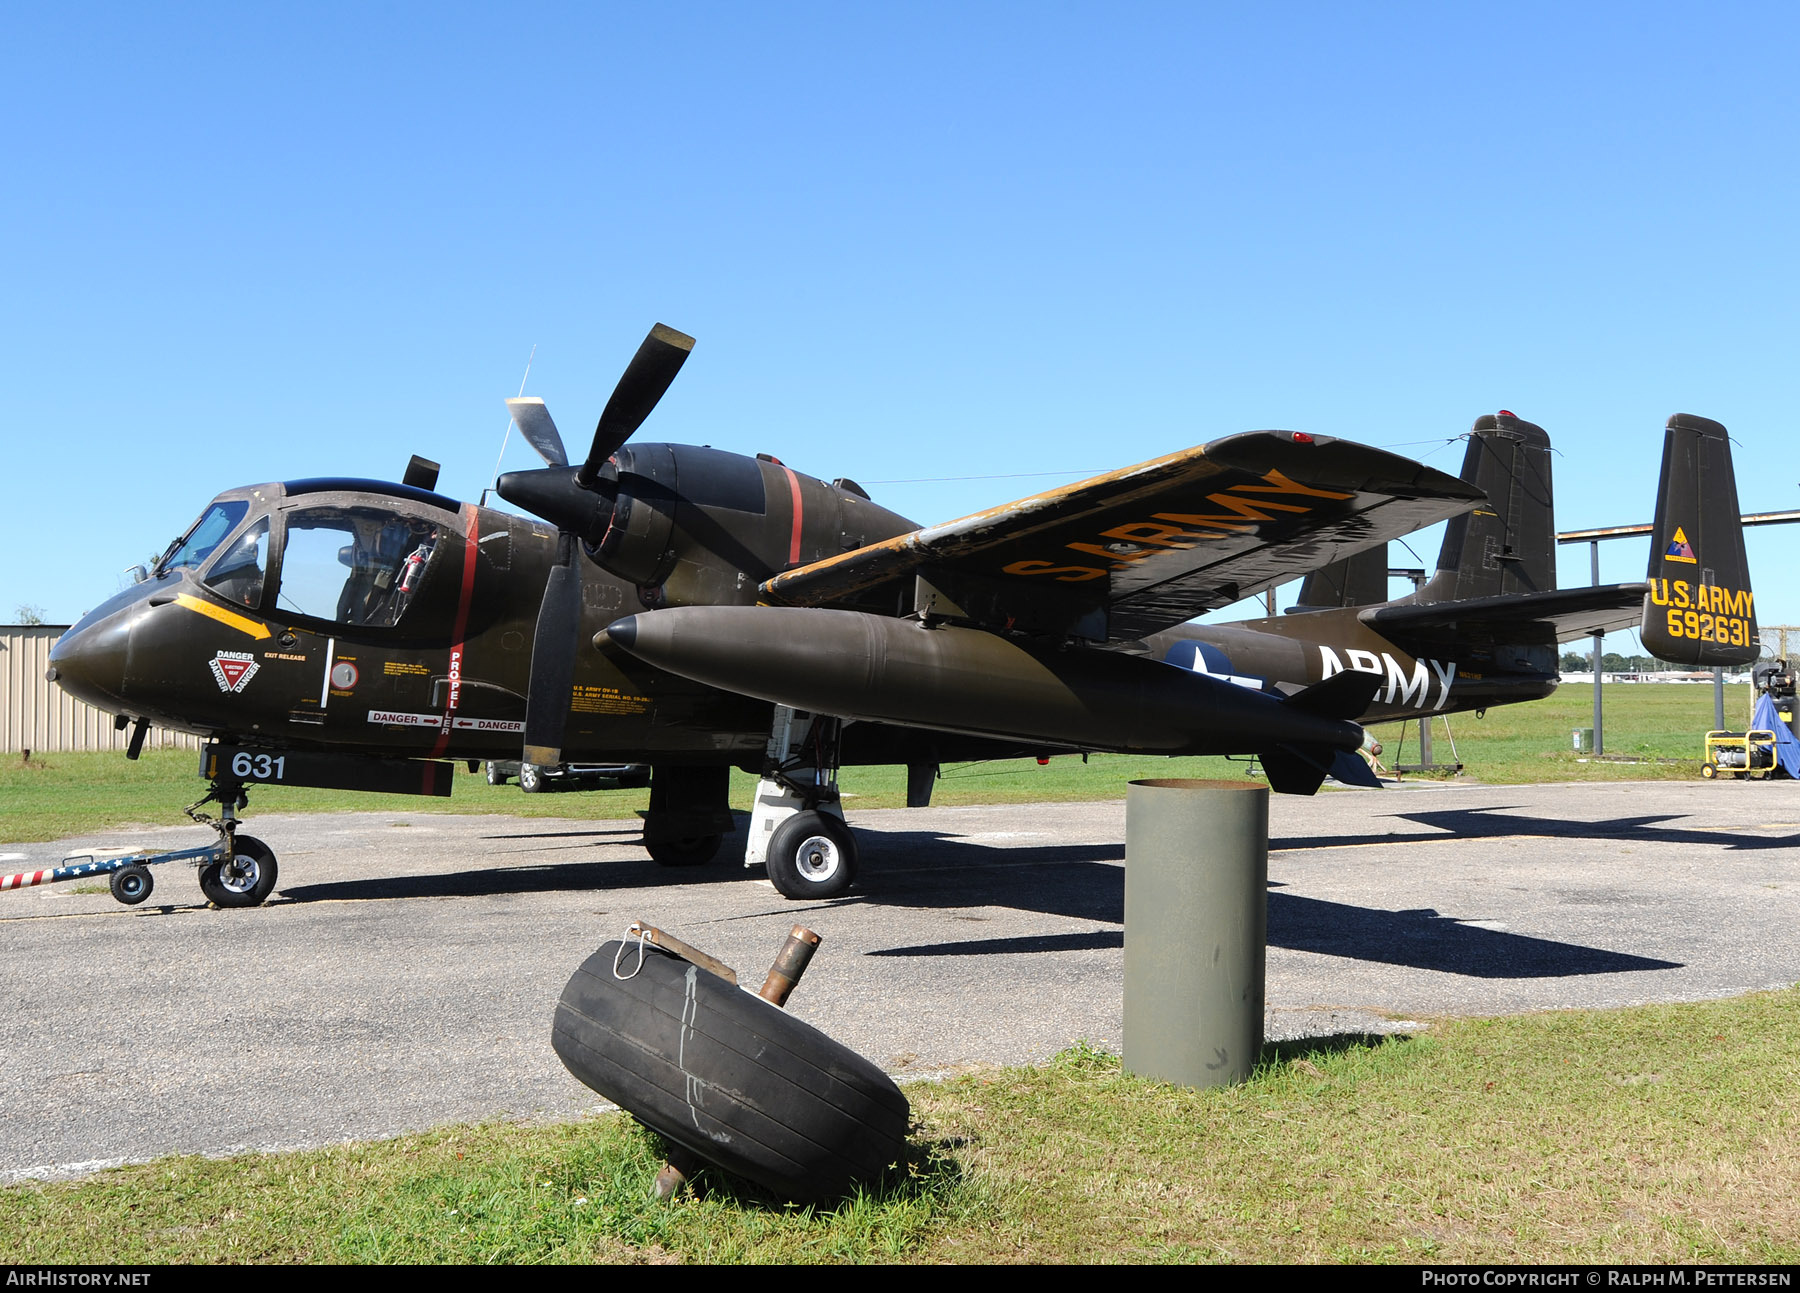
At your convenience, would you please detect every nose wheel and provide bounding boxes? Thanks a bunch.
[185,782,280,909]
[199,834,279,908]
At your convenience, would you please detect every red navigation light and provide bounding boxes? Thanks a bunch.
[1291,432,1314,444]
[1036,757,1050,766]
[1498,409,1516,419]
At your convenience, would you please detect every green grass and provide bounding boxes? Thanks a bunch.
[0,748,1250,844]
[1366,681,1741,785]
[8,988,1798,1264]
[0,683,1744,843]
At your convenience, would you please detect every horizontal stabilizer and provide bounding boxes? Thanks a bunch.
[1362,584,1649,646]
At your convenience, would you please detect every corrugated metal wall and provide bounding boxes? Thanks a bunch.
[0,626,202,752]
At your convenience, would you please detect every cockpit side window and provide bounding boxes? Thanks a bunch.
[276,507,443,628]
[202,518,269,609]
[159,501,250,575]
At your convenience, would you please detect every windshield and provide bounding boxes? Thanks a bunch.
[157,501,250,575]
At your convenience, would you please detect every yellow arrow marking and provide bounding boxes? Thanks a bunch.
[174,593,271,641]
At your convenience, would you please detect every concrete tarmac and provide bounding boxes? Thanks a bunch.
[3,778,1798,1183]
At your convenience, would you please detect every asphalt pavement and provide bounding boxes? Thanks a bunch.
[4,777,1798,1183]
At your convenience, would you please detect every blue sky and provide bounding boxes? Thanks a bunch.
[5,3,1796,654]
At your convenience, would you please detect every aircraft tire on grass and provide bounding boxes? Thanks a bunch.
[109,864,153,906]
[646,834,722,867]
[199,835,279,908]
[552,939,910,1205]
[766,811,857,900]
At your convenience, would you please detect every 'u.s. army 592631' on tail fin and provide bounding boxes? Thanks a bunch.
[1639,413,1758,666]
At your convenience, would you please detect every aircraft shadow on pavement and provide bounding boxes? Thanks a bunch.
[479,825,644,842]
[856,832,1682,979]
[274,823,1682,978]
[1274,805,1800,854]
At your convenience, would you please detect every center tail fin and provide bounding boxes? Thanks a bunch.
[1639,414,1758,666]
[1291,544,1389,611]
[1417,411,1556,604]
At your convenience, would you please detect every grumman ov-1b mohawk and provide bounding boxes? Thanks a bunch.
[45,324,1755,905]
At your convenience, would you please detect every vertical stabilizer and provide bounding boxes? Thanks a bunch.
[1292,544,1389,611]
[1640,414,1757,666]
[1417,411,1555,604]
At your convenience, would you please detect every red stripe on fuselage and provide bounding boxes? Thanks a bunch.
[429,505,481,759]
[781,466,804,566]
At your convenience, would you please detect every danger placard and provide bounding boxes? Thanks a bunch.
[210,651,260,693]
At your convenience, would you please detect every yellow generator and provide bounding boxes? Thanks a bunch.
[1701,730,1779,779]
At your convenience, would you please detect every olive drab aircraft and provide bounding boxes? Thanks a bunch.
[1135,411,1758,722]
[46,323,1756,905]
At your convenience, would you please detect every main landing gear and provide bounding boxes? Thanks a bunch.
[637,711,858,899]
[747,707,857,901]
[640,765,734,869]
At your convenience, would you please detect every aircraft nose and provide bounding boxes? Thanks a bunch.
[46,617,133,712]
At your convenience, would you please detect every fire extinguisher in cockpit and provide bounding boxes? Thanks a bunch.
[399,542,432,593]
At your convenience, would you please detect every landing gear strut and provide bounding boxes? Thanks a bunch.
[748,707,857,900]
[184,781,281,908]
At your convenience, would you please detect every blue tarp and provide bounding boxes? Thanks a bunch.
[1750,694,1800,779]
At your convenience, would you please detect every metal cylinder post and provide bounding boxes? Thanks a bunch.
[1123,778,1269,1089]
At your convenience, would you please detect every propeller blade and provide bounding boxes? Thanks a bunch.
[523,532,583,766]
[506,397,568,468]
[578,323,695,488]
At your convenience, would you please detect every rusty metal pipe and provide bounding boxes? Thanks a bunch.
[758,925,822,1007]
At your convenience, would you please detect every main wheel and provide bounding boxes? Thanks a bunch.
[519,763,546,793]
[109,864,154,906]
[766,811,857,900]
[199,835,279,908]
[486,762,508,786]
[553,940,910,1205]
[647,834,722,867]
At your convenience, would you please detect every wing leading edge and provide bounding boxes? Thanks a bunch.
[761,431,1484,642]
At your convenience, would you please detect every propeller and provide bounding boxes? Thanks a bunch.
[523,532,583,766]
[505,397,568,468]
[498,323,696,764]
[579,323,695,488]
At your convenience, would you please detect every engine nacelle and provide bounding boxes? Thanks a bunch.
[499,446,915,610]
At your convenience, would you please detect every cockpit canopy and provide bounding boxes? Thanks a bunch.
[157,480,471,638]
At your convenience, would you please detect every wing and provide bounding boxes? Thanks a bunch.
[761,431,1484,642]
[1360,584,1650,647]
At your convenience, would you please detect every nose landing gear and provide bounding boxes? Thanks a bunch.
[184,781,280,909]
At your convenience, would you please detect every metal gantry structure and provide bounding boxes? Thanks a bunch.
[1557,511,1800,753]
